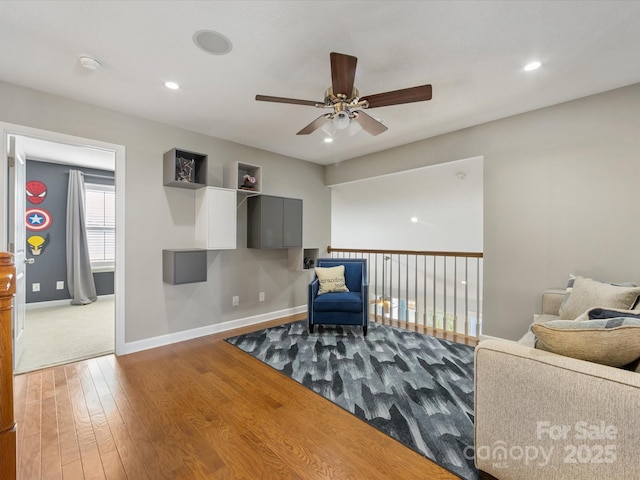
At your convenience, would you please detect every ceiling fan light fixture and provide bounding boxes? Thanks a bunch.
[333,111,351,130]
[347,117,362,136]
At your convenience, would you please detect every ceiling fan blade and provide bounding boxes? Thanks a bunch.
[353,111,388,136]
[330,52,357,98]
[255,95,322,107]
[296,114,331,135]
[361,84,432,108]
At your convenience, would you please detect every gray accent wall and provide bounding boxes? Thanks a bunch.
[0,80,331,344]
[25,160,114,303]
[326,82,640,341]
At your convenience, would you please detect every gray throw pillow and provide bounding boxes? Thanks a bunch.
[557,276,640,320]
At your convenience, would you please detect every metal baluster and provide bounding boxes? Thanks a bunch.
[423,255,427,328]
[414,255,418,327]
[465,257,469,337]
[477,257,481,338]
[432,256,436,328]
[443,257,447,331]
[453,257,458,335]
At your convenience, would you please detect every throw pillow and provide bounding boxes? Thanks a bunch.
[532,318,640,367]
[559,274,637,313]
[557,276,640,320]
[574,307,640,322]
[315,265,349,295]
[587,307,640,320]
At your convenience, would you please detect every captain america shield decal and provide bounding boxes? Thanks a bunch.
[26,208,52,231]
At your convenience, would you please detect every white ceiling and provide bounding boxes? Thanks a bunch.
[1,1,640,166]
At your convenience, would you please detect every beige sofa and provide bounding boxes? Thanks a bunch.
[474,290,640,479]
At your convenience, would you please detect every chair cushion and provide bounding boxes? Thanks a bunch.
[313,291,363,313]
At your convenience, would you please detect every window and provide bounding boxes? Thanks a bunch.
[84,182,115,271]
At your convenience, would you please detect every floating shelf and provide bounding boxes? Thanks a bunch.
[163,148,207,189]
[162,249,207,284]
[223,161,262,194]
[288,248,319,271]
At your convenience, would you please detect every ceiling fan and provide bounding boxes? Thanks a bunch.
[255,52,432,136]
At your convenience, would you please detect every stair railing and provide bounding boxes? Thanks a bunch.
[327,247,483,339]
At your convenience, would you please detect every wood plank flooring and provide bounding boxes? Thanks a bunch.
[14,314,474,479]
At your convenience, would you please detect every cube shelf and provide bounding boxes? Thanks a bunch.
[163,148,207,189]
[223,161,262,194]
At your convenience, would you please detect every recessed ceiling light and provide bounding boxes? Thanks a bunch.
[193,30,233,55]
[323,138,333,143]
[524,61,541,71]
[410,217,418,223]
[164,81,180,90]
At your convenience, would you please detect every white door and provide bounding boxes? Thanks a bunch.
[8,135,27,369]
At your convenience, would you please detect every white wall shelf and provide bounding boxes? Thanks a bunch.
[288,247,320,271]
[223,161,262,194]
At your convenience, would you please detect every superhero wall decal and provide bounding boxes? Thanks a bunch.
[27,233,50,255]
[26,180,47,204]
[25,179,52,258]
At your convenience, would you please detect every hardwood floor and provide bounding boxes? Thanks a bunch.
[14,314,472,479]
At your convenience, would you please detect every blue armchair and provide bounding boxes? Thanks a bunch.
[308,258,368,335]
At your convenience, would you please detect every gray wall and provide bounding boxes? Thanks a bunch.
[25,160,114,303]
[0,80,331,344]
[326,82,640,341]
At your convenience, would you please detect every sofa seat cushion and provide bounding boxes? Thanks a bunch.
[532,318,640,367]
[313,291,363,313]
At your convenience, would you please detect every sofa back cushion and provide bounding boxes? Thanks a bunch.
[558,276,640,320]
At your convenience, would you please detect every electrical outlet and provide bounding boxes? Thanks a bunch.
[259,292,265,302]
[56,281,64,290]
[32,283,40,292]
[232,296,239,307]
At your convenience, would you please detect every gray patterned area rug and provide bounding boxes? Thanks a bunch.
[225,320,478,480]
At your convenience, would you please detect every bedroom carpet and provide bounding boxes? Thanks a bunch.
[16,297,115,374]
[226,319,478,480]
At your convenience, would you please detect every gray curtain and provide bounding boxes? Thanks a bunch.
[66,170,97,305]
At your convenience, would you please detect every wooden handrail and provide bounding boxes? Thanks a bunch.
[0,252,16,480]
[327,246,483,258]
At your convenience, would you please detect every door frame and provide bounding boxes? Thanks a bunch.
[0,122,126,357]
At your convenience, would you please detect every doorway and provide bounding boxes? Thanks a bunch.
[1,123,126,372]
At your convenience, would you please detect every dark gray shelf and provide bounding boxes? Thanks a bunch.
[162,249,207,284]
[163,148,207,189]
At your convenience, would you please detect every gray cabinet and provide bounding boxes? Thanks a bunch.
[247,195,302,249]
[163,249,207,284]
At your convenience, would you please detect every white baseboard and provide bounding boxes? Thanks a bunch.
[123,305,307,355]
[26,294,115,310]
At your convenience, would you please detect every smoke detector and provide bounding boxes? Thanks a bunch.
[456,172,466,181]
[79,55,101,71]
